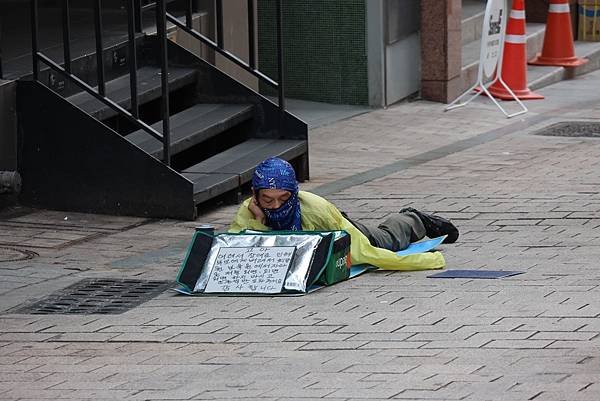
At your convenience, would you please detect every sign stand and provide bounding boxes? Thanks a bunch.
[445,0,527,118]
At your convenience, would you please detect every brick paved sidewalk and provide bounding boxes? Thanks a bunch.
[1,71,600,400]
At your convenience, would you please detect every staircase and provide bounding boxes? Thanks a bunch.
[460,0,600,94]
[16,1,308,220]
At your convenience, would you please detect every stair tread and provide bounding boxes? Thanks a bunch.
[126,103,254,157]
[462,22,546,68]
[66,66,197,119]
[184,138,306,175]
[182,138,307,202]
[181,172,240,202]
[528,40,600,90]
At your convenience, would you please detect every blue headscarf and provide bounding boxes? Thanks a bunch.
[252,157,302,231]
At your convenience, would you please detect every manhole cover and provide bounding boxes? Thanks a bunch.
[16,278,173,315]
[0,246,38,262]
[534,122,600,137]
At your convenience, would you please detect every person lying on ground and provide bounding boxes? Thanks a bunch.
[229,157,458,271]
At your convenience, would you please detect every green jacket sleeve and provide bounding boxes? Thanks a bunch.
[228,198,271,233]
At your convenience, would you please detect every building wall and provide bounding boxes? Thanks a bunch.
[385,34,421,105]
[384,0,421,105]
[258,0,369,106]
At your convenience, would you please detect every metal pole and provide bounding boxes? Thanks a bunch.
[62,0,71,73]
[0,18,3,79]
[30,0,40,80]
[216,0,224,48]
[247,0,255,70]
[93,0,105,96]
[156,0,171,165]
[276,0,285,131]
[134,0,142,32]
[186,0,193,29]
[126,0,139,119]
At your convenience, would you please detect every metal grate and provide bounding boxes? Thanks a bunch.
[0,246,38,262]
[17,278,173,315]
[534,122,600,138]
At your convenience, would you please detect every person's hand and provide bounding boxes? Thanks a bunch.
[248,196,266,225]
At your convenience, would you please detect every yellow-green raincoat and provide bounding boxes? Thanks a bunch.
[229,191,445,271]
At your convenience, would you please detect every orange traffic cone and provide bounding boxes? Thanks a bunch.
[488,0,543,100]
[529,0,587,67]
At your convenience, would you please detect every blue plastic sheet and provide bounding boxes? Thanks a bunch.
[396,236,446,256]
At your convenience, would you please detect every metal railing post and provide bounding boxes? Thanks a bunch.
[276,0,285,132]
[186,0,193,29]
[0,31,3,80]
[62,0,71,73]
[126,0,139,119]
[30,0,40,81]
[93,0,105,96]
[247,0,255,70]
[156,0,171,165]
[0,14,3,79]
[216,0,224,48]
[134,0,143,32]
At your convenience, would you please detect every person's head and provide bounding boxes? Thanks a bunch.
[255,188,291,210]
[252,157,301,230]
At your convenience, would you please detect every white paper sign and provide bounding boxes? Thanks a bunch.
[204,246,295,293]
[481,0,506,78]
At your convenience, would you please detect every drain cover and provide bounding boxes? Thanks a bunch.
[0,246,38,262]
[534,122,600,137]
[17,278,173,314]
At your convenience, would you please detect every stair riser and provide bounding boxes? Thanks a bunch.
[462,13,484,45]
[167,120,255,170]
[150,111,255,161]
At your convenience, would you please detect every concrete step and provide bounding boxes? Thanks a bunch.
[528,41,600,91]
[460,22,546,93]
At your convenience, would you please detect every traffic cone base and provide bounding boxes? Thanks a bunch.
[487,84,544,100]
[475,84,544,101]
[529,54,588,67]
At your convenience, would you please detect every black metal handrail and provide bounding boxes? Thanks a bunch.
[0,10,3,79]
[30,0,171,165]
[161,0,286,114]
[139,0,286,132]
[28,0,286,167]
[156,0,171,163]
[165,12,278,88]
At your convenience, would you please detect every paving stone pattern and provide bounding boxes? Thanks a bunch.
[2,72,600,400]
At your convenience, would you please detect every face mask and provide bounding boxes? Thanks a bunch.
[262,192,302,231]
